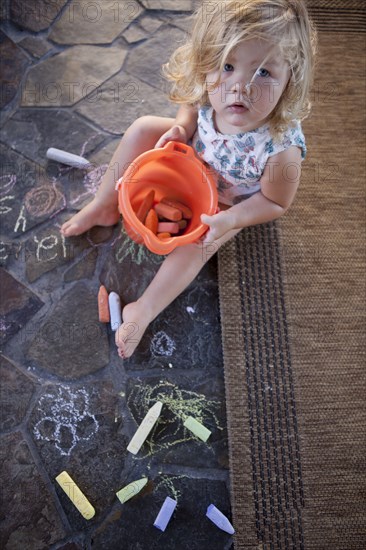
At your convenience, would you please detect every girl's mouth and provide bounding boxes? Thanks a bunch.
[227,103,248,113]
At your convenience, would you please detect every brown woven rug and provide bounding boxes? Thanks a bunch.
[218,2,365,548]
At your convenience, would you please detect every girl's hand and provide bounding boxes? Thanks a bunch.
[154,125,187,148]
[200,210,236,243]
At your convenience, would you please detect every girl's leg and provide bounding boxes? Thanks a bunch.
[116,227,242,358]
[61,116,175,236]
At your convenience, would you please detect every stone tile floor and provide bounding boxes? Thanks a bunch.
[0,2,234,549]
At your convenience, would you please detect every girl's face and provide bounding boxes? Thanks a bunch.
[206,39,291,134]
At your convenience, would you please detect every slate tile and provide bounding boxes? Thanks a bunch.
[18,36,53,59]
[0,144,66,238]
[125,26,187,90]
[10,0,68,32]
[27,283,109,378]
[88,138,121,167]
[49,0,143,44]
[123,23,150,44]
[21,46,126,107]
[63,248,98,282]
[0,432,66,549]
[0,268,44,345]
[1,109,106,167]
[0,356,36,431]
[76,71,176,134]
[0,31,29,109]
[90,476,232,550]
[29,381,127,528]
[139,14,165,34]
[140,0,193,11]
[125,372,228,469]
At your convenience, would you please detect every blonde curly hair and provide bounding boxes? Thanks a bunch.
[163,0,317,140]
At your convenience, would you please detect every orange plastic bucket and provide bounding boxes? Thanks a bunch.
[117,141,218,255]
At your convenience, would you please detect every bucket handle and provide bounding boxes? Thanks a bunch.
[162,141,195,157]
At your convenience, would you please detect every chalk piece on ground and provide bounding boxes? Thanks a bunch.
[127,401,163,455]
[98,285,110,323]
[116,478,148,504]
[153,496,177,531]
[55,471,95,520]
[136,190,155,223]
[157,222,180,234]
[46,147,91,169]
[108,291,122,331]
[183,416,211,442]
[206,504,235,534]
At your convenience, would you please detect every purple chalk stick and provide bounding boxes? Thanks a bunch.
[153,496,177,532]
[206,504,235,534]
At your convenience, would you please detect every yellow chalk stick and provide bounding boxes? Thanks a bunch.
[183,416,211,442]
[116,477,148,504]
[56,471,95,520]
[127,401,162,455]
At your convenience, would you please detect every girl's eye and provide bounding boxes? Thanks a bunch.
[256,68,270,77]
[223,63,234,72]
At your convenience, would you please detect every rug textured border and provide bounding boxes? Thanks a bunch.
[218,2,365,548]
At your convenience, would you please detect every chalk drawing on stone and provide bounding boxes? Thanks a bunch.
[70,163,108,205]
[150,331,176,357]
[0,195,15,215]
[155,475,185,503]
[24,181,66,219]
[33,386,99,456]
[114,226,163,266]
[126,380,223,461]
[0,174,16,196]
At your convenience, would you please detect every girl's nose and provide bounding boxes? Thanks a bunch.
[231,79,252,96]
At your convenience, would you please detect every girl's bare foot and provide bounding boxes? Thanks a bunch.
[115,301,152,359]
[60,198,120,237]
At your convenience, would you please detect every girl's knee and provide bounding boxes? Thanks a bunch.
[128,115,173,137]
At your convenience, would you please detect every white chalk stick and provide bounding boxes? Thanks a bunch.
[108,292,122,331]
[46,147,91,169]
[127,401,162,455]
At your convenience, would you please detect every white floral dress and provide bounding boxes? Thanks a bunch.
[191,105,306,206]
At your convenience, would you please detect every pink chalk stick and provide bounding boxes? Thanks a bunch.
[157,222,180,234]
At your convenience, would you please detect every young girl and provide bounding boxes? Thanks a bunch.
[61,0,317,358]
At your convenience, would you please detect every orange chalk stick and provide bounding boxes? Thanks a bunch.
[157,222,180,234]
[161,197,193,219]
[136,190,155,223]
[157,232,171,239]
[98,285,110,323]
[144,208,159,234]
[154,202,182,222]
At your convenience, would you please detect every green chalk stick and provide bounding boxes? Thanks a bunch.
[116,478,148,504]
[183,416,211,442]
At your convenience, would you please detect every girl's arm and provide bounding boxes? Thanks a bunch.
[201,146,302,241]
[155,104,198,148]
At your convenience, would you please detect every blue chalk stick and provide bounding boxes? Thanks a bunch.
[206,504,235,534]
[153,496,177,532]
